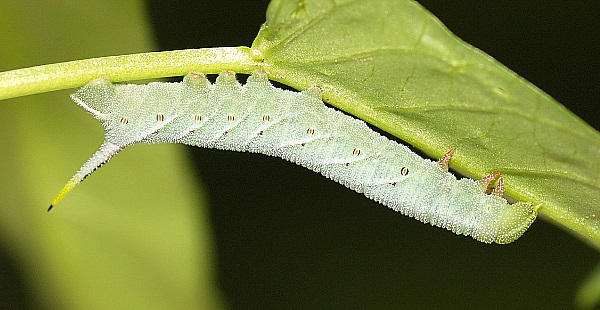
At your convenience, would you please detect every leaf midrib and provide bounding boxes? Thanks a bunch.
[377,104,600,144]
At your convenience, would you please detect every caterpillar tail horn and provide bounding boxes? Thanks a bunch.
[48,142,122,211]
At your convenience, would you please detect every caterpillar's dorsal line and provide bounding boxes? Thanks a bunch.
[49,70,538,243]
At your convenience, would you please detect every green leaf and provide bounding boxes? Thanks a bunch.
[0,0,222,309]
[252,0,600,245]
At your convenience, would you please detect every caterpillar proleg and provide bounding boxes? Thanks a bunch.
[50,70,538,244]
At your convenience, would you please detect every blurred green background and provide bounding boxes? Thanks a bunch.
[1,0,599,309]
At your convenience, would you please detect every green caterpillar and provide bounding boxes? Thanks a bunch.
[51,70,539,244]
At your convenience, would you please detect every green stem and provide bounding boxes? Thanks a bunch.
[0,46,263,101]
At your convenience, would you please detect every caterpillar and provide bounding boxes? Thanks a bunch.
[49,70,538,244]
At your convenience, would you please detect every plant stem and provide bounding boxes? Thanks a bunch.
[0,46,262,101]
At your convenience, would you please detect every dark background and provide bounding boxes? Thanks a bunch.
[145,1,599,309]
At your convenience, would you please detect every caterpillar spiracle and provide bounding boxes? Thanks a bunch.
[50,70,539,244]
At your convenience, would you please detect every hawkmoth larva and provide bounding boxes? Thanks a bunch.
[50,70,539,244]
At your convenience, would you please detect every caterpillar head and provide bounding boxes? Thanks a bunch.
[468,198,538,244]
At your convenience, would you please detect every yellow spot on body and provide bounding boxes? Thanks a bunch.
[306,128,315,135]
[486,205,492,212]
[352,149,361,156]
[120,117,128,125]
[156,114,164,122]
[195,114,201,122]
[228,115,235,122]
[263,115,270,122]
[400,167,409,176]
